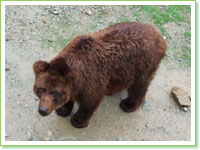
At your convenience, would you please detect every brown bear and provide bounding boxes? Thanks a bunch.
[33,22,167,128]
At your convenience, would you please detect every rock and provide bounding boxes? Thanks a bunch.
[142,101,150,110]
[145,123,150,127]
[45,6,51,9]
[53,7,59,11]
[5,68,10,71]
[120,126,126,131]
[178,59,182,62]
[47,130,53,137]
[116,137,121,141]
[116,137,123,141]
[24,104,29,108]
[16,101,20,105]
[28,136,41,141]
[101,10,108,15]
[85,10,92,15]
[29,21,35,25]
[171,86,191,107]
[42,12,47,16]
[62,8,67,11]
[181,107,189,112]
[43,137,50,141]
[48,40,53,43]
[53,10,59,15]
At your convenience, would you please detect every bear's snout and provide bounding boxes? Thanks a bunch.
[38,106,48,116]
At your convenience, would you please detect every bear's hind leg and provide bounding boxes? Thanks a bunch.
[56,100,74,117]
[120,80,149,113]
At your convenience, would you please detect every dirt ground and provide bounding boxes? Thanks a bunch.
[5,5,191,141]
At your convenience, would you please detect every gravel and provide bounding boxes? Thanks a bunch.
[5,5,191,141]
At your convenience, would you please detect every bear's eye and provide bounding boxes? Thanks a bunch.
[50,91,60,98]
[37,88,46,95]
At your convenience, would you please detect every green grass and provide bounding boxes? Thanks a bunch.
[158,25,166,35]
[96,11,105,20]
[55,37,69,48]
[41,5,191,70]
[58,21,70,28]
[139,5,191,69]
[90,23,98,31]
[184,31,191,38]
[42,36,74,50]
[133,12,140,17]
[141,5,160,14]
[118,15,130,23]
[140,5,190,35]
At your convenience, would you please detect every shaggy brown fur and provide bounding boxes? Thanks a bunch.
[33,22,167,128]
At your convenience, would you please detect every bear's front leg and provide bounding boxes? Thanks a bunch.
[70,96,103,128]
[56,100,74,117]
[70,107,92,128]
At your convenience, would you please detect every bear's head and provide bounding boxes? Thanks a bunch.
[33,58,78,116]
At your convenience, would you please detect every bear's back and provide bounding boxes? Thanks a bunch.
[56,23,166,85]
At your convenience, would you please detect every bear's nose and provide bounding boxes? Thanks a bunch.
[38,106,48,116]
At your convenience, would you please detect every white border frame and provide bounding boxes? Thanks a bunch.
[1,1,196,146]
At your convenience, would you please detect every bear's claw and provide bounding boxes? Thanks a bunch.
[56,107,71,117]
[70,116,89,128]
[120,100,137,113]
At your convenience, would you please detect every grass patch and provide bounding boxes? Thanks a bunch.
[141,5,160,14]
[42,36,74,50]
[158,25,166,35]
[90,23,98,31]
[142,5,191,25]
[118,15,130,23]
[140,5,190,35]
[58,21,70,28]
[133,12,140,17]
[96,11,105,20]
[55,37,69,48]
[41,23,75,51]
[54,34,75,49]
[121,5,126,9]
[184,32,191,38]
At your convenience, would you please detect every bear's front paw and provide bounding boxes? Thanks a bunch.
[70,116,89,128]
[56,107,71,117]
[120,99,138,113]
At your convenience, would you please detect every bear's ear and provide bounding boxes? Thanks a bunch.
[33,60,49,76]
[49,58,68,76]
